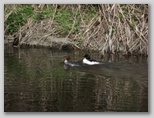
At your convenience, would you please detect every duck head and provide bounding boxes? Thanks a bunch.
[64,55,71,63]
[84,54,91,60]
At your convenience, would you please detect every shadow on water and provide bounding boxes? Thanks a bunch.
[4,45,148,112]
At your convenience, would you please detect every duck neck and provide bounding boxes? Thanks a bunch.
[64,60,68,63]
[84,58,90,61]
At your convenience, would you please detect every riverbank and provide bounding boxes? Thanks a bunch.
[4,4,148,56]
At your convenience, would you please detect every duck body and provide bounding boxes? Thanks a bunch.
[83,58,100,65]
[64,56,79,67]
[64,60,79,67]
[83,54,101,65]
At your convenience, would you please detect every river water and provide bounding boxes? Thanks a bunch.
[4,45,148,112]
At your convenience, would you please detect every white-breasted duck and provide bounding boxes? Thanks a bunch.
[83,54,101,65]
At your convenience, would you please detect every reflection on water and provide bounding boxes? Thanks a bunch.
[4,45,148,112]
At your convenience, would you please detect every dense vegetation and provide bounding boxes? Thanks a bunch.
[4,4,148,55]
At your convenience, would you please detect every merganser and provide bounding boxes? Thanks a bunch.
[64,56,79,67]
[83,54,100,65]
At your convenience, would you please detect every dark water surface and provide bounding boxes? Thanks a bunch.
[4,45,148,112]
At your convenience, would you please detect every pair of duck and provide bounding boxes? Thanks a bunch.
[64,54,101,66]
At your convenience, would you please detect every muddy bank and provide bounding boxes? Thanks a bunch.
[4,34,148,57]
[4,35,79,50]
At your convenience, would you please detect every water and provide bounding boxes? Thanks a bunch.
[4,45,148,112]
